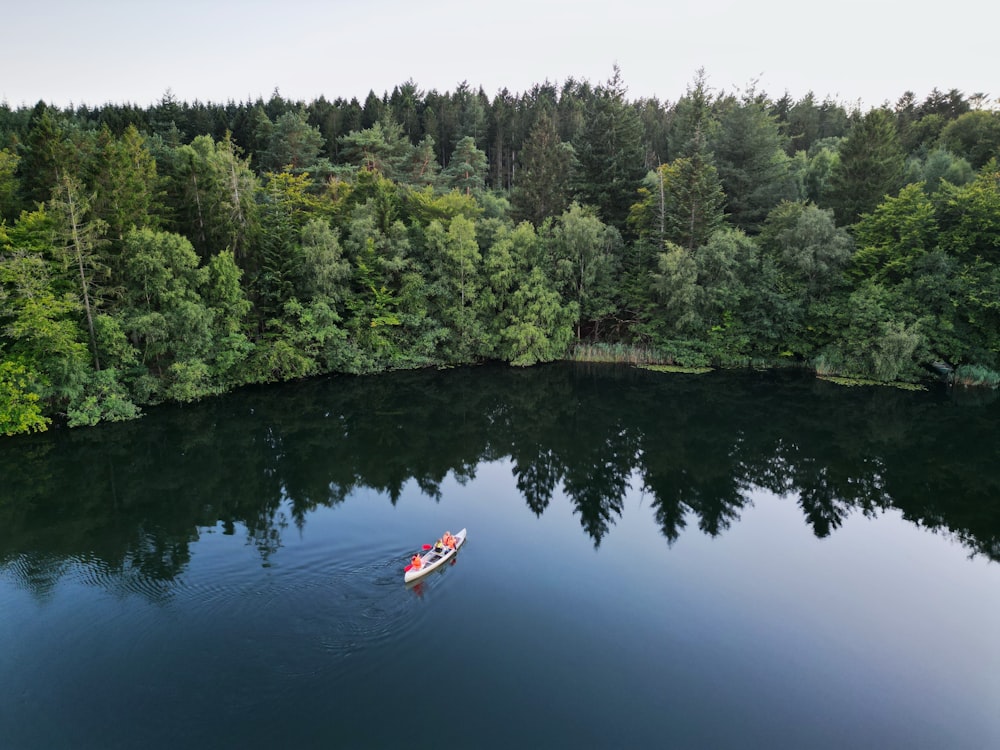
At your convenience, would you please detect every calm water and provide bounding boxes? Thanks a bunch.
[1,364,998,749]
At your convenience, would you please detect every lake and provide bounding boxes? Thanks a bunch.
[1,363,998,749]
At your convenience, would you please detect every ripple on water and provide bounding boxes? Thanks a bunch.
[70,554,178,603]
[4,538,464,696]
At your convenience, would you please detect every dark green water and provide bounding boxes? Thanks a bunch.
[1,363,998,749]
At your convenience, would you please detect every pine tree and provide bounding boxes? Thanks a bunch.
[826,109,905,225]
[710,92,795,233]
[571,66,645,230]
[511,110,574,226]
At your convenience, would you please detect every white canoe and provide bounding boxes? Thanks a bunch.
[404,528,467,583]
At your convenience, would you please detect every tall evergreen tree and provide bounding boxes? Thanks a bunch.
[572,66,645,230]
[0,148,20,222]
[511,110,575,226]
[826,109,905,225]
[710,91,795,233]
[784,92,822,155]
[443,137,487,196]
[337,118,411,181]
[257,109,327,174]
[388,80,424,141]
[667,69,717,160]
[88,125,158,244]
[18,105,91,208]
[630,154,726,252]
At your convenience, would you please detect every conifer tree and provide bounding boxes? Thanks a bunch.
[511,110,574,226]
[826,109,905,225]
[572,66,645,230]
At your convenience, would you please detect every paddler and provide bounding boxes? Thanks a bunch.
[410,553,423,570]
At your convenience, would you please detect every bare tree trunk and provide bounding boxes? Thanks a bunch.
[658,166,666,244]
[190,164,206,248]
[229,160,245,257]
[688,200,697,253]
[64,177,101,371]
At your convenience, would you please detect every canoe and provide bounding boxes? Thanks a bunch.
[404,528,467,583]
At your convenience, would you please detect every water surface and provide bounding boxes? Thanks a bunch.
[1,364,998,748]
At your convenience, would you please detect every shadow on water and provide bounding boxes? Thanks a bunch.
[2,363,999,599]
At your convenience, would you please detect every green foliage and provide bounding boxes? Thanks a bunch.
[953,364,1000,388]
[337,118,411,181]
[760,201,853,297]
[710,92,795,233]
[935,163,1000,259]
[500,267,577,366]
[694,229,764,361]
[815,282,924,382]
[784,92,821,155]
[423,215,484,361]
[479,221,577,366]
[638,339,712,368]
[827,109,905,225]
[404,186,482,227]
[938,111,1000,170]
[257,109,329,175]
[18,106,92,208]
[403,135,441,188]
[4,78,1000,434]
[89,125,158,242]
[801,138,840,204]
[117,228,230,401]
[49,175,109,371]
[546,203,621,338]
[443,136,488,196]
[511,110,575,226]
[667,68,717,160]
[650,242,702,337]
[0,358,50,436]
[157,134,260,259]
[918,148,974,194]
[1,207,93,404]
[572,66,646,229]
[203,249,253,385]
[0,148,20,222]
[65,367,140,427]
[630,155,726,252]
[853,183,938,282]
[640,363,713,374]
[244,324,318,383]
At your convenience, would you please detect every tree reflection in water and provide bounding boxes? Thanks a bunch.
[2,363,998,599]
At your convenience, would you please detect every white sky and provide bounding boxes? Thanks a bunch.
[3,0,996,111]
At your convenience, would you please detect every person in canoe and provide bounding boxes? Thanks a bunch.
[442,531,457,549]
[410,553,423,570]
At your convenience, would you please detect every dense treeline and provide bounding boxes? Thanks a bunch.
[2,68,1000,435]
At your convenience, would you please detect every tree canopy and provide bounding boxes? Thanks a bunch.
[3,71,999,435]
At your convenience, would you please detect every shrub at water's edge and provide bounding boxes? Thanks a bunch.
[953,365,1000,388]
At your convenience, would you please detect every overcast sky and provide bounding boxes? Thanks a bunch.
[3,0,996,110]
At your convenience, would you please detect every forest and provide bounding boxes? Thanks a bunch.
[2,68,1000,436]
